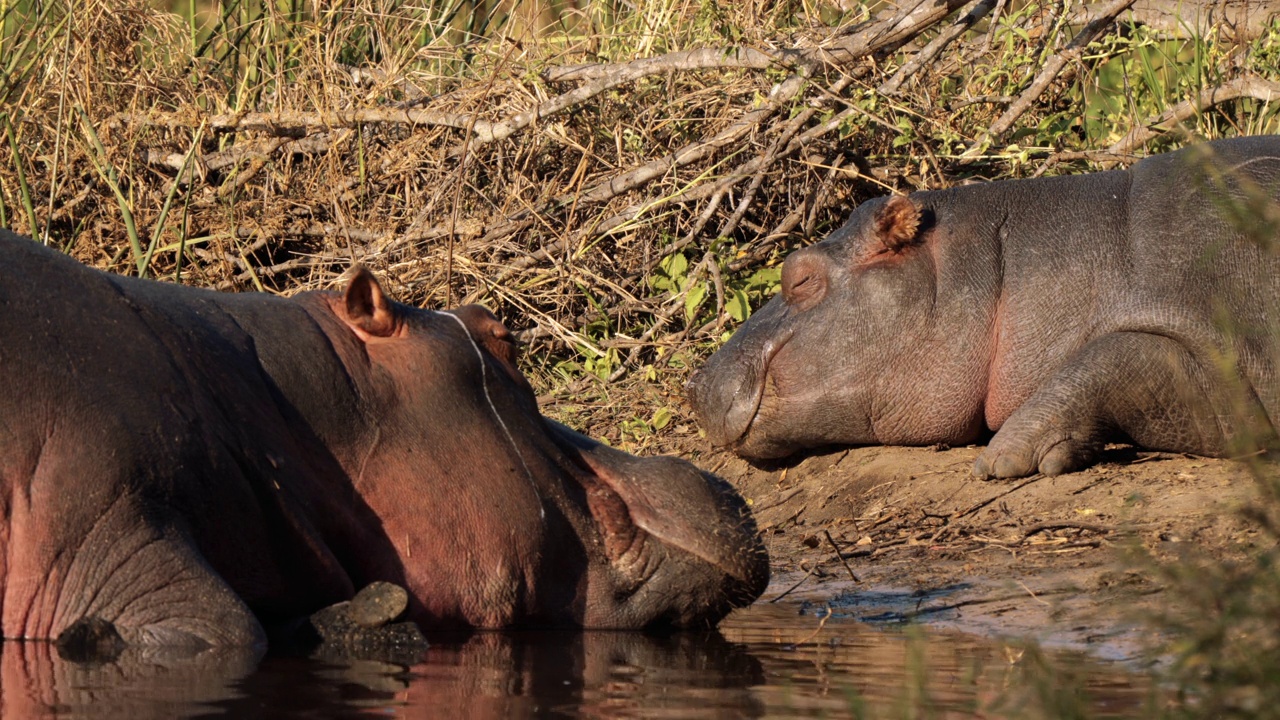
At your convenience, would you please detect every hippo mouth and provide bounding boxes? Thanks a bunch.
[687,330,792,451]
[548,422,769,626]
[575,457,656,590]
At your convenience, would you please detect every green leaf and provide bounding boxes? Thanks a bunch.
[660,251,688,279]
[651,407,672,430]
[726,288,751,322]
[747,266,782,293]
[685,282,708,321]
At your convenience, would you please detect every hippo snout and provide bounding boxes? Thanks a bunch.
[688,297,796,452]
[686,357,765,448]
[556,423,769,624]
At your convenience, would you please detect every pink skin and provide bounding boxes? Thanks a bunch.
[315,275,765,629]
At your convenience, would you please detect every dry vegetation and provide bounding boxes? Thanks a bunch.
[2,0,1279,448]
[7,2,1280,714]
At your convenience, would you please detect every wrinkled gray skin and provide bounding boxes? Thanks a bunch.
[0,233,767,647]
[688,136,1280,479]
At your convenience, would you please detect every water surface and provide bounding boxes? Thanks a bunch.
[0,604,1154,718]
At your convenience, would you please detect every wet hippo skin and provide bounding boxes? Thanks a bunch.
[0,233,768,648]
[688,136,1280,479]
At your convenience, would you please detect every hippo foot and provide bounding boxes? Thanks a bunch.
[972,429,1099,480]
[305,582,428,662]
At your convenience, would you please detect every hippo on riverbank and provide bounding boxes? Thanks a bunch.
[0,232,767,649]
[688,136,1280,479]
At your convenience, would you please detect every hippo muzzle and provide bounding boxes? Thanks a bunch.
[550,422,769,628]
[687,298,796,458]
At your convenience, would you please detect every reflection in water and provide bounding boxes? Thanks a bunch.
[0,641,260,718]
[0,605,1154,718]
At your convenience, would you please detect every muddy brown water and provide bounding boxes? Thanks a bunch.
[0,602,1154,719]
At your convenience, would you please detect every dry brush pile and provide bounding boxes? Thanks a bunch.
[3,0,1279,447]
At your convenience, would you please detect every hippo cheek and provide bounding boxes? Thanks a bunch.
[574,446,769,627]
[734,342,877,459]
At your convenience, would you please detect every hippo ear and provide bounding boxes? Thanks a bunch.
[341,267,398,339]
[873,195,922,252]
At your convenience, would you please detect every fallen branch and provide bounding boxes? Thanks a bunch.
[1070,0,1280,40]
[880,0,997,95]
[1106,74,1280,157]
[543,46,792,83]
[822,0,974,66]
[145,131,347,179]
[108,108,483,137]
[1020,521,1114,542]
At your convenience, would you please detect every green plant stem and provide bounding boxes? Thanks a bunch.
[75,105,144,276]
[4,114,38,239]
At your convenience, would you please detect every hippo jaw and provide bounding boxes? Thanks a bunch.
[551,423,769,628]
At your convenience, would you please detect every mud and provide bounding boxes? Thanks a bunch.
[691,443,1264,659]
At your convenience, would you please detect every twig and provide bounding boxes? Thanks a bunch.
[753,487,804,512]
[768,567,817,603]
[1031,149,1142,176]
[981,0,1009,52]
[822,0,974,65]
[1017,580,1051,606]
[880,0,997,95]
[825,530,860,582]
[948,94,1015,109]
[466,77,804,298]
[787,606,834,647]
[954,474,1045,519]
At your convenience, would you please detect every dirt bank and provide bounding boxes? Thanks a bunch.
[694,443,1263,659]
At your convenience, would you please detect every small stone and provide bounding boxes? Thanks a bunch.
[348,581,409,627]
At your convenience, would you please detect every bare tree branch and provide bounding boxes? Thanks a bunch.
[965,0,1138,155]
[1107,74,1280,156]
[880,0,997,95]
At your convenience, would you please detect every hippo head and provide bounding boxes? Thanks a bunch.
[322,271,768,630]
[687,194,993,459]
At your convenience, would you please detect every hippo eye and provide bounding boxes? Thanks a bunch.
[780,252,828,310]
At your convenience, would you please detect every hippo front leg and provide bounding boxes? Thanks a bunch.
[40,516,265,654]
[974,332,1230,479]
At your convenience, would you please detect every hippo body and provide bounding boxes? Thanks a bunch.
[0,232,767,647]
[688,136,1280,478]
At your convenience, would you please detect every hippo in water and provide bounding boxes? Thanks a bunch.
[688,136,1280,479]
[0,231,767,650]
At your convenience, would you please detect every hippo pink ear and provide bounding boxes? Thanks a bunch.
[873,195,921,252]
[342,267,398,339]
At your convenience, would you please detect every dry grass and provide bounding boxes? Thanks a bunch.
[3,0,1279,449]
